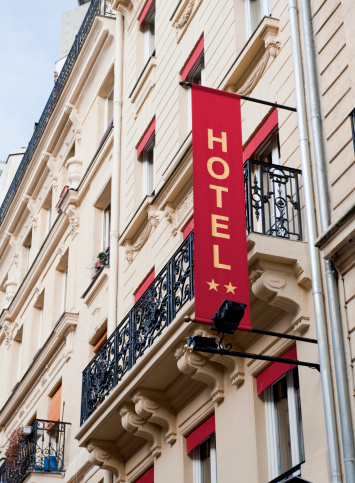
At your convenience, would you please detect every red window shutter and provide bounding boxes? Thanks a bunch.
[186,414,215,454]
[135,466,154,483]
[256,346,297,395]
[135,269,155,303]
[183,218,194,239]
[180,35,204,81]
[243,109,278,161]
[138,0,155,28]
[136,117,156,158]
[48,385,62,422]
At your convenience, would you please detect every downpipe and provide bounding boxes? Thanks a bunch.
[108,10,124,335]
[287,0,342,481]
[299,0,355,481]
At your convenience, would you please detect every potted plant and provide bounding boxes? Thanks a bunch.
[5,427,24,468]
[95,252,106,269]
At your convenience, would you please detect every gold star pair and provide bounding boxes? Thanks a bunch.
[207,279,237,294]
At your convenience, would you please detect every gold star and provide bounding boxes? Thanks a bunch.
[225,282,237,294]
[207,279,219,291]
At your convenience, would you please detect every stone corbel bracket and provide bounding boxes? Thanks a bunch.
[227,21,281,96]
[65,203,80,240]
[174,333,225,404]
[132,390,177,445]
[209,350,245,388]
[124,205,163,264]
[86,440,125,481]
[120,403,162,457]
[249,266,304,320]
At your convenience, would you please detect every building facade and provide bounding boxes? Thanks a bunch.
[0,0,354,482]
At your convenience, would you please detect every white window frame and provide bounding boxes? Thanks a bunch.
[245,0,271,38]
[102,203,111,251]
[187,53,205,131]
[264,369,304,481]
[105,87,114,128]
[192,433,217,483]
[144,6,155,62]
[46,205,52,235]
[61,267,68,314]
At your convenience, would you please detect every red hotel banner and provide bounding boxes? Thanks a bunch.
[191,84,251,330]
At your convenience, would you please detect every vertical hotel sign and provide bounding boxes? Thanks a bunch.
[191,84,251,329]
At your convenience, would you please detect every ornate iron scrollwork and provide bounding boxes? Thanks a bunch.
[80,232,194,425]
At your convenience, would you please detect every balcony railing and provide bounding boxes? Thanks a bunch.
[244,159,302,240]
[0,0,111,227]
[80,231,194,424]
[0,420,70,483]
[80,161,304,424]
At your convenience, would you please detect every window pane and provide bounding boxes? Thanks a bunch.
[273,377,292,474]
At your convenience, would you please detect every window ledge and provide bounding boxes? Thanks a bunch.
[220,16,280,96]
[130,56,157,119]
[82,266,110,306]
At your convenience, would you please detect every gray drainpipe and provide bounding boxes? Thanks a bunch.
[299,0,355,481]
[287,0,342,481]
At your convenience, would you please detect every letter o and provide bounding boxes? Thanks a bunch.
[207,157,230,180]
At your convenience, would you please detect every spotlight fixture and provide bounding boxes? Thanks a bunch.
[186,335,218,352]
[210,300,247,334]
[284,477,311,483]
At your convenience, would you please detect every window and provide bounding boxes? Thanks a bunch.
[48,384,62,422]
[105,87,114,128]
[245,0,270,38]
[139,0,155,62]
[180,35,205,132]
[103,203,111,251]
[33,290,45,351]
[134,268,155,303]
[136,118,156,198]
[187,415,217,483]
[61,266,68,314]
[257,348,305,481]
[23,230,32,272]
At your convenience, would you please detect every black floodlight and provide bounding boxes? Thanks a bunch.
[186,335,218,352]
[211,300,247,334]
[284,477,311,483]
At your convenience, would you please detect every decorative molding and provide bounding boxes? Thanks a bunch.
[86,440,125,481]
[175,0,195,32]
[175,332,224,404]
[132,390,177,445]
[124,206,163,264]
[250,267,300,317]
[120,403,162,456]
[65,156,83,189]
[176,189,193,223]
[65,203,80,239]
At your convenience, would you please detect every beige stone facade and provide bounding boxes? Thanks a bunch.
[0,0,354,482]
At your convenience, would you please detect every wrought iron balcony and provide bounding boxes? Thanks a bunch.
[0,0,112,226]
[244,159,302,240]
[0,420,70,483]
[80,161,304,424]
[80,231,194,424]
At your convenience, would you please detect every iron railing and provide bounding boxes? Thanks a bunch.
[80,231,194,424]
[244,159,303,240]
[0,420,70,483]
[0,0,111,226]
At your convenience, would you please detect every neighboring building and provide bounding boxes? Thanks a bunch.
[0,149,26,205]
[0,2,354,483]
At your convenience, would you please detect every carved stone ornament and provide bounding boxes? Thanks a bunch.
[120,403,162,456]
[65,156,82,189]
[249,267,301,317]
[175,331,225,403]
[132,391,177,445]
[227,36,281,96]
[86,441,125,480]
[65,204,80,239]
[124,208,163,264]
[2,322,12,347]
[175,0,196,32]
[176,189,193,223]
[4,279,17,308]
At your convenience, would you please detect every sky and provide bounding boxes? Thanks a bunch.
[0,0,78,161]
